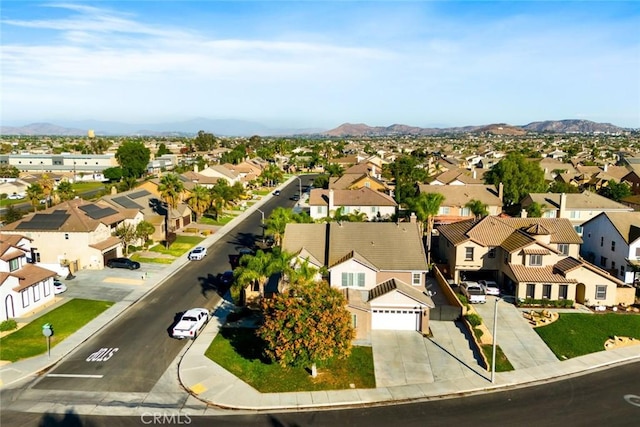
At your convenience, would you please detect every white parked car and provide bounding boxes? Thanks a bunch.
[172,308,209,339]
[7,194,24,200]
[53,279,67,294]
[479,280,500,296]
[188,246,207,260]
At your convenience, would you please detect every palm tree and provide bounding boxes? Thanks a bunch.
[465,199,489,220]
[265,207,293,246]
[26,183,44,211]
[187,185,211,221]
[408,192,445,265]
[234,250,280,299]
[55,181,75,202]
[288,257,320,287]
[39,174,54,207]
[158,173,185,242]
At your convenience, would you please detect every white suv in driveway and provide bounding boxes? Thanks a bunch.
[172,308,209,339]
[188,246,207,260]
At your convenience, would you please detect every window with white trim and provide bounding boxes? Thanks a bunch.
[412,273,421,286]
[9,258,20,272]
[542,284,552,299]
[529,254,542,266]
[21,290,29,308]
[341,272,365,287]
[438,206,450,215]
[465,247,474,261]
[595,285,607,300]
[557,244,569,256]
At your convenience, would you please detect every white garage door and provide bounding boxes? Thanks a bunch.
[371,309,420,331]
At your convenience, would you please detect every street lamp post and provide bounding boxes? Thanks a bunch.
[256,208,265,238]
[294,176,302,199]
[491,297,501,384]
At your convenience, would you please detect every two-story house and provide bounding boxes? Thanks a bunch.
[0,235,58,320]
[520,191,632,235]
[308,187,397,221]
[580,212,640,285]
[1,199,143,271]
[282,221,434,339]
[436,216,634,307]
[416,184,503,225]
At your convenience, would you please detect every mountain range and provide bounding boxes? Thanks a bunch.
[0,118,631,137]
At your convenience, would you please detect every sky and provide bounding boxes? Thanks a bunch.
[1,1,639,130]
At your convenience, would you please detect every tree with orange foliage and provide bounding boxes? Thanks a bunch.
[257,280,354,377]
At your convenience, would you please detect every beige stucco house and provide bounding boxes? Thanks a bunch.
[308,187,397,221]
[281,221,434,340]
[1,199,143,271]
[436,216,634,308]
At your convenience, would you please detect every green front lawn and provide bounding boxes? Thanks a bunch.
[205,328,376,392]
[535,313,640,360]
[199,215,235,226]
[0,299,114,362]
[148,235,204,257]
[72,182,106,193]
[480,344,514,372]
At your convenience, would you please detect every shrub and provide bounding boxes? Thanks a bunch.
[465,313,482,327]
[473,328,484,340]
[0,319,18,332]
[458,294,468,305]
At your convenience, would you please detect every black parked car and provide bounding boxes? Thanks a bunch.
[106,257,141,270]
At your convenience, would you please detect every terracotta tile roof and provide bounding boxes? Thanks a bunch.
[522,248,551,255]
[417,184,502,207]
[368,278,435,308]
[430,168,483,185]
[329,250,378,270]
[509,265,577,284]
[282,222,428,272]
[0,235,29,259]
[439,216,583,250]
[0,248,24,262]
[524,191,631,211]
[309,187,397,207]
[554,257,582,274]
[181,171,220,185]
[89,236,122,251]
[9,263,58,292]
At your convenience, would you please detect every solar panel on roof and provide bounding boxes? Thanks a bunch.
[129,190,151,199]
[112,196,142,210]
[84,207,118,220]
[15,212,70,230]
[79,204,100,213]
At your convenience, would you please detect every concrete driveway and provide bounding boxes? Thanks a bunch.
[371,330,434,387]
[473,296,558,369]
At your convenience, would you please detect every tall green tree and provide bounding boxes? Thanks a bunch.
[156,143,171,157]
[233,250,280,302]
[187,185,211,221]
[115,141,151,178]
[598,180,631,202]
[115,222,137,255]
[258,280,355,377]
[548,181,580,194]
[408,192,445,265]
[484,153,546,205]
[2,205,24,224]
[526,201,546,218]
[265,207,293,246]
[158,173,185,240]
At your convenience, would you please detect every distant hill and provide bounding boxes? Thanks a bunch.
[0,118,629,137]
[0,118,322,137]
[322,119,629,137]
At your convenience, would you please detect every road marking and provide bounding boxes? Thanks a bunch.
[624,394,640,407]
[86,347,119,362]
[47,374,104,378]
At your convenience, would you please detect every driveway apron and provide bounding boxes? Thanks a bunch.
[473,296,559,369]
[371,330,433,387]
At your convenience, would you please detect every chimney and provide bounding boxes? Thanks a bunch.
[498,182,504,201]
[559,193,567,218]
[328,189,334,213]
[521,209,528,218]
[194,164,199,173]
[410,212,417,223]
[371,164,377,178]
